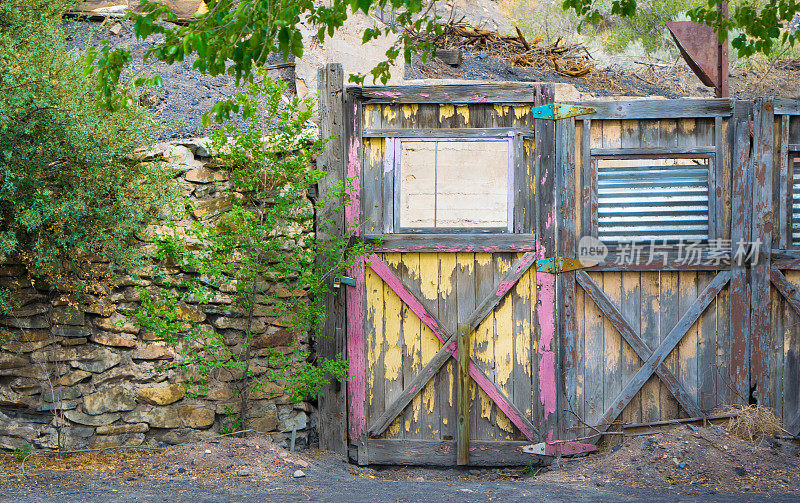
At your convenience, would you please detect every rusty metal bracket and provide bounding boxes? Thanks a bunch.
[521,441,597,457]
[530,103,596,120]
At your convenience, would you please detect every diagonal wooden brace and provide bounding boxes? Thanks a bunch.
[576,271,702,418]
[365,253,538,440]
[586,270,730,443]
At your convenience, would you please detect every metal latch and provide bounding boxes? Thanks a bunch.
[333,276,356,289]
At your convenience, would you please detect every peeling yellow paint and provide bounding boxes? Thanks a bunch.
[402,104,419,120]
[419,253,439,301]
[475,253,491,266]
[440,104,455,121]
[403,253,424,436]
[438,253,456,297]
[493,104,509,118]
[514,106,531,120]
[383,105,398,125]
[364,105,377,128]
[456,105,470,124]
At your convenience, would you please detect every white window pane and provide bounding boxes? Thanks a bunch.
[399,140,509,229]
[435,141,509,228]
[400,142,436,228]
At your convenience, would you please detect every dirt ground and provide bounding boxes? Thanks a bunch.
[1,426,798,502]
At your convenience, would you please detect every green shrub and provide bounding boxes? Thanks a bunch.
[0,0,172,310]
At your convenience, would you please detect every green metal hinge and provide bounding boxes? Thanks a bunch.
[535,257,598,273]
[529,103,596,120]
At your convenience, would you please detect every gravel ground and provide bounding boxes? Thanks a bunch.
[1,433,799,503]
[63,19,295,141]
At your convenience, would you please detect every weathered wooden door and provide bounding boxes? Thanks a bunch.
[339,82,564,466]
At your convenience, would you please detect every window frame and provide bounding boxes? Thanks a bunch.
[384,135,519,234]
[588,153,716,244]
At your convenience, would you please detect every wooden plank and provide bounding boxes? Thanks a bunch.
[473,253,498,441]
[773,98,800,115]
[729,111,752,404]
[344,86,367,454]
[362,127,533,138]
[588,270,731,440]
[356,83,545,104]
[771,269,800,318]
[697,271,718,413]
[751,98,774,406]
[457,323,470,465]
[366,255,538,440]
[576,99,733,120]
[620,272,643,425]
[535,84,559,440]
[640,271,661,422]
[783,270,800,433]
[493,255,516,440]
[361,439,539,466]
[366,234,537,253]
[365,257,384,440]
[779,115,790,249]
[590,146,715,157]
[437,254,458,442]
[576,271,702,417]
[557,117,577,438]
[382,253,405,439]
[659,271,680,421]
[583,272,605,427]
[677,271,699,418]
[316,64,348,457]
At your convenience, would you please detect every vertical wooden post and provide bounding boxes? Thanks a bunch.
[316,63,348,456]
[750,98,774,406]
[729,102,751,405]
[456,323,470,466]
[556,117,577,438]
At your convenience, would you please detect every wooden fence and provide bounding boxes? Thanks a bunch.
[315,63,800,466]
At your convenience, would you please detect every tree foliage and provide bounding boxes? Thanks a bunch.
[0,0,172,309]
[89,0,444,122]
[562,0,800,57]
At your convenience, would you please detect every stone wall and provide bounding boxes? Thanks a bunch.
[0,140,317,451]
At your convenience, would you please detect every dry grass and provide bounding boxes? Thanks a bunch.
[718,404,784,442]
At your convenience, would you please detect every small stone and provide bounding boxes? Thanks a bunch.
[94,313,139,334]
[131,343,175,361]
[192,195,236,218]
[238,469,251,477]
[64,410,121,426]
[125,406,181,429]
[84,387,137,415]
[96,422,149,435]
[735,467,747,476]
[178,404,215,429]
[292,470,305,478]
[91,332,137,348]
[137,384,186,406]
[204,449,212,454]
[185,167,229,183]
[109,22,122,35]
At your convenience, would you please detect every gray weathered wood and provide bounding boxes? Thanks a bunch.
[365,234,537,252]
[362,127,534,138]
[751,98,774,406]
[774,98,800,115]
[463,252,537,331]
[316,64,348,457]
[366,333,456,438]
[590,146,716,157]
[771,269,800,319]
[361,439,541,466]
[588,270,731,442]
[576,99,733,120]
[576,271,702,417]
[355,83,548,104]
[456,323,470,465]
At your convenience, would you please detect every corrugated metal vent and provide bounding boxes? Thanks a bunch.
[597,158,710,243]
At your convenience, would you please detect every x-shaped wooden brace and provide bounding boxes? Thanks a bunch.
[769,269,800,435]
[580,270,731,443]
[365,253,539,441]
